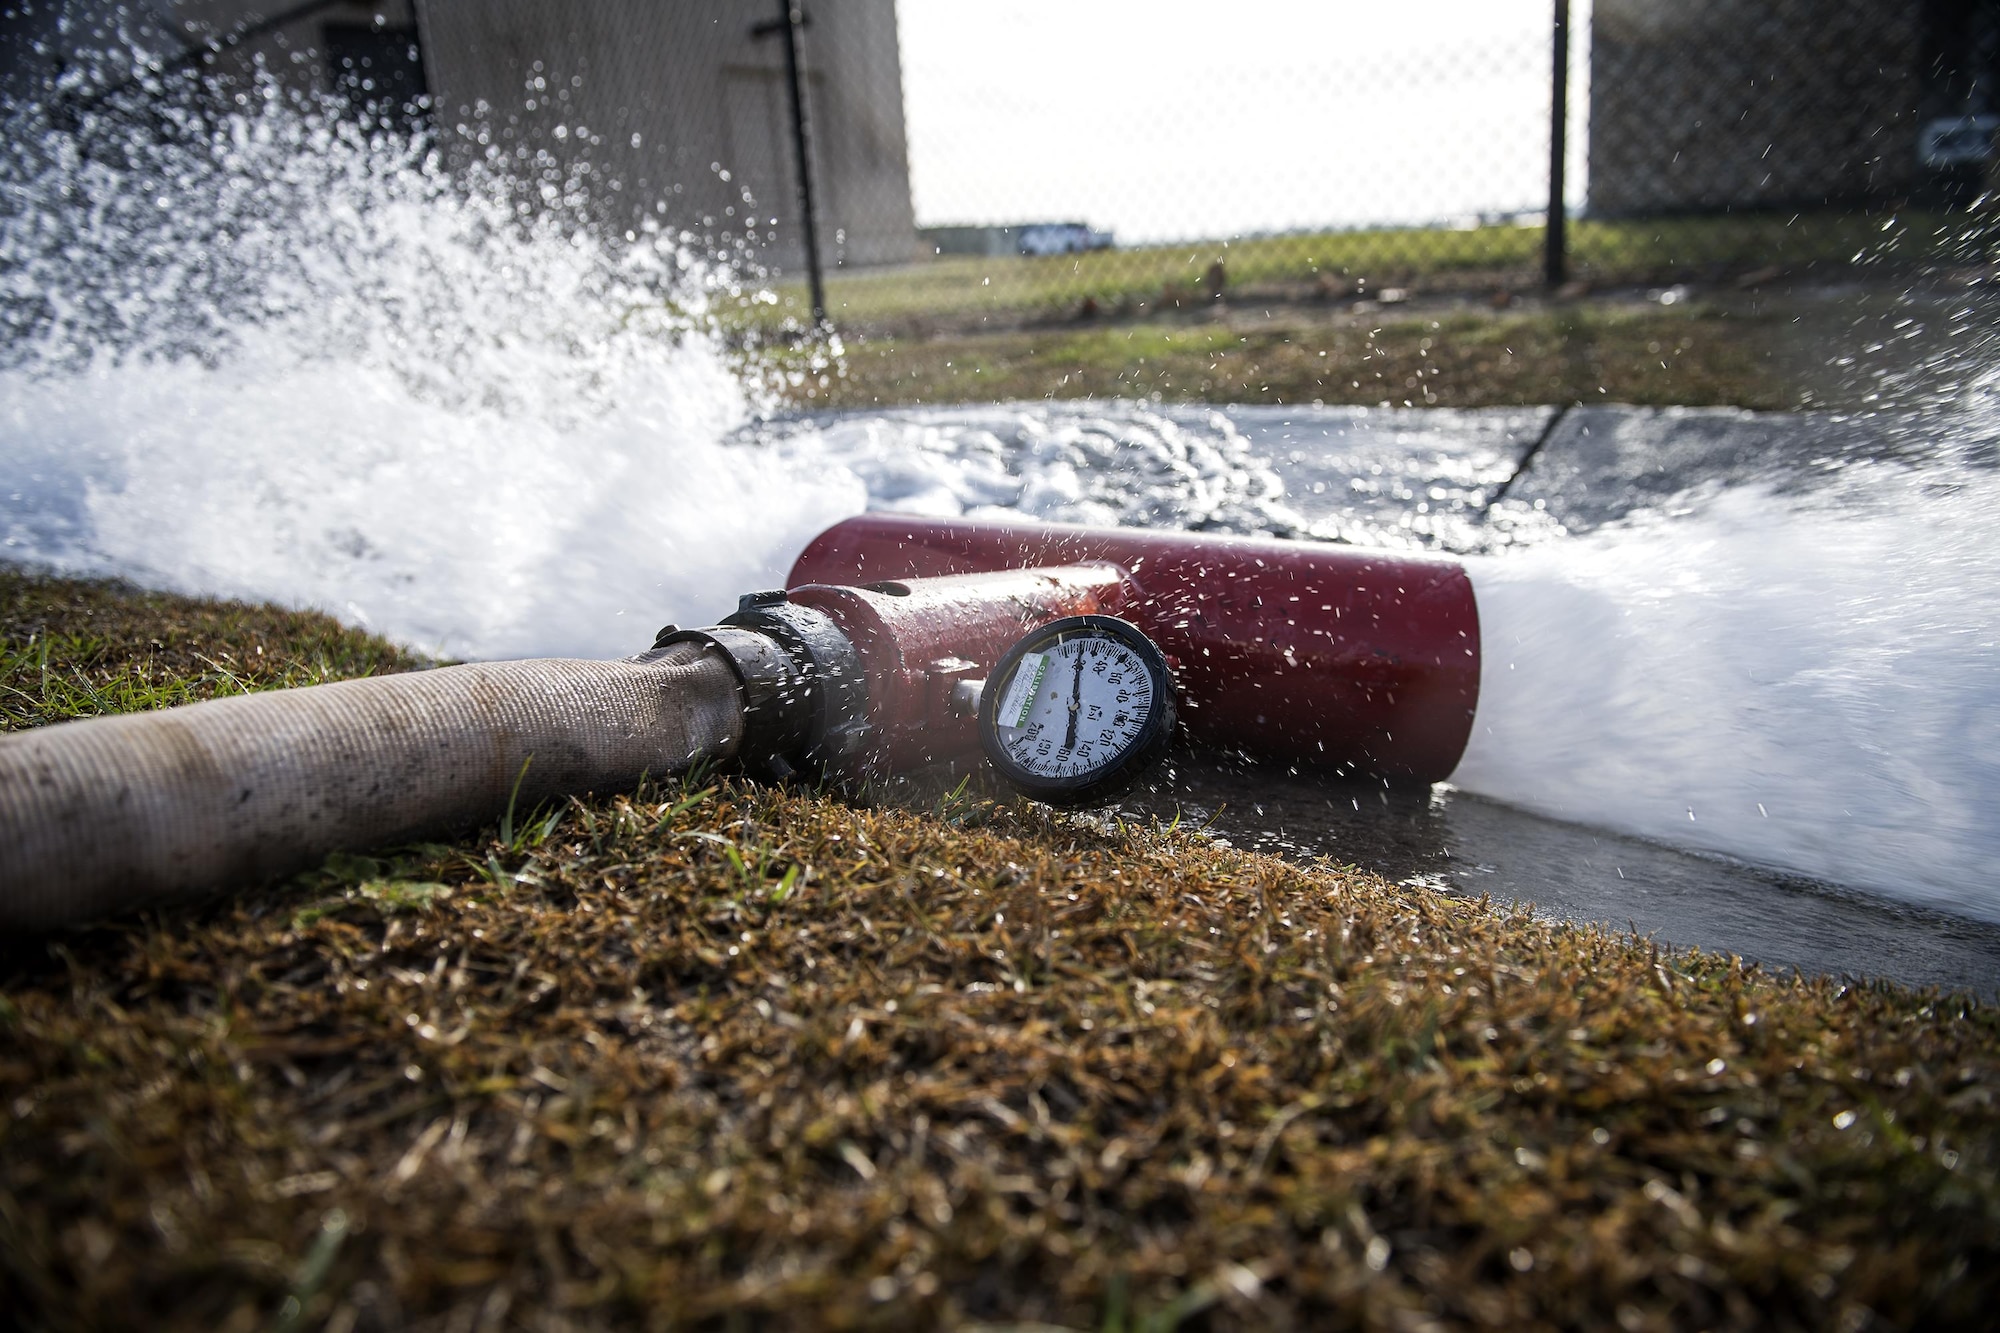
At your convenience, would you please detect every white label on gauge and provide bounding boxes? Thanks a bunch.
[999,651,1051,728]
[996,638,1155,779]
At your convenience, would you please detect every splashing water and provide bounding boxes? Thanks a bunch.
[1455,438,2000,922]
[766,407,1299,534]
[0,78,1289,657]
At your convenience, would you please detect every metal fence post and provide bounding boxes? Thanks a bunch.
[772,1,828,327]
[1545,0,1570,289]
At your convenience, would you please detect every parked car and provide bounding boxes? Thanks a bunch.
[1016,222,1115,256]
[1918,113,1999,168]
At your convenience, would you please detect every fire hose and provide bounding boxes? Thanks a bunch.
[0,516,1480,929]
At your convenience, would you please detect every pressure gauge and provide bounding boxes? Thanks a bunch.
[978,615,1177,808]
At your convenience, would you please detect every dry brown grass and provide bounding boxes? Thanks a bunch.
[801,303,1799,414]
[4,575,1999,1332]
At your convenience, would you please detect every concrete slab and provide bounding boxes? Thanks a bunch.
[1508,404,2000,533]
[1212,404,1551,546]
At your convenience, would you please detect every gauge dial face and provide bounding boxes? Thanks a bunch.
[979,616,1176,806]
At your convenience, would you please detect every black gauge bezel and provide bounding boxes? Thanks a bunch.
[977,614,1177,809]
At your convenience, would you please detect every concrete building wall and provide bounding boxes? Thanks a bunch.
[6,0,917,271]
[416,0,918,269]
[1588,0,1927,215]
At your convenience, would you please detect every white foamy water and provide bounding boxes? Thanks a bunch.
[0,77,848,658]
[2,344,867,659]
[0,82,1288,658]
[1454,450,2000,922]
[774,407,1298,535]
[2,363,1295,658]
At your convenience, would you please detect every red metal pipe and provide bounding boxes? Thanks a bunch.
[787,514,1479,782]
[788,563,1136,774]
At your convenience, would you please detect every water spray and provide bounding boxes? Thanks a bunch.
[0,515,1480,930]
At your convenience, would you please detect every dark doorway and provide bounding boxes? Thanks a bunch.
[322,22,428,135]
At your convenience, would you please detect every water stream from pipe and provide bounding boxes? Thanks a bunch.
[1454,456,2000,924]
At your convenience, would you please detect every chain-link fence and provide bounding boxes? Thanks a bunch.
[788,0,1999,331]
[1575,0,1998,282]
[5,0,1996,334]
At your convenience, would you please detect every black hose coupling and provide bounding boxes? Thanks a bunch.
[653,591,869,777]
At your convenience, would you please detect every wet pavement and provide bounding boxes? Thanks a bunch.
[1212,399,2000,542]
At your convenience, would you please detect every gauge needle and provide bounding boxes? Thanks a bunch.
[1064,647,1083,751]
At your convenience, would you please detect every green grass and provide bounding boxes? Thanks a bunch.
[751,207,1994,414]
[0,567,427,731]
[747,210,1973,333]
[5,574,2000,1330]
[810,302,1800,412]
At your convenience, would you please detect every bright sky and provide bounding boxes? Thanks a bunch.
[894,0,1589,241]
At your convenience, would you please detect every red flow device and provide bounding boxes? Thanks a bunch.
[782,564,1134,774]
[786,514,1481,783]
